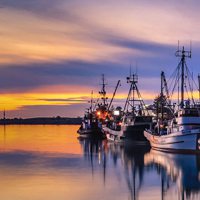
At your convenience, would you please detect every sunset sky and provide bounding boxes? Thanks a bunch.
[1,0,200,118]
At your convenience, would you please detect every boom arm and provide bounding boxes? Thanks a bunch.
[108,80,120,111]
[161,71,170,99]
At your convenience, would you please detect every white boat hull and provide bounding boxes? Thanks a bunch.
[144,129,200,152]
[103,126,125,142]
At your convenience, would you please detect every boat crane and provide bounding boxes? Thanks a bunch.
[108,80,121,111]
[161,71,170,103]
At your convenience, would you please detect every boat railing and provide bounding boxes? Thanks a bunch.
[177,107,200,117]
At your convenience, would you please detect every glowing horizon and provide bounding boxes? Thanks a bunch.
[1,0,200,117]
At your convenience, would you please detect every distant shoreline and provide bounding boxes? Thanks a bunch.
[0,117,82,125]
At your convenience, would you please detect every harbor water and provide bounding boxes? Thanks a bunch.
[0,125,200,200]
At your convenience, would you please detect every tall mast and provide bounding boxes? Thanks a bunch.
[181,47,185,108]
[175,46,191,108]
[161,71,164,122]
[102,74,106,106]
[90,90,93,112]
[124,73,148,116]
[126,73,138,114]
[99,74,107,107]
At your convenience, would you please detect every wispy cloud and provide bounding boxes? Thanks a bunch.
[0,0,67,19]
[1,0,200,117]
[38,98,87,102]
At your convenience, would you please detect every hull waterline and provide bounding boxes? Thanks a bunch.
[144,130,200,153]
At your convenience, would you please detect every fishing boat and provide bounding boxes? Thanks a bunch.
[102,79,125,142]
[104,73,152,143]
[77,75,109,139]
[94,74,110,128]
[77,91,103,138]
[144,46,200,152]
[77,110,102,138]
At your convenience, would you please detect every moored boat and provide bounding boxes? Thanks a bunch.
[77,110,103,138]
[77,74,109,139]
[144,127,200,153]
[144,46,200,152]
[104,73,152,143]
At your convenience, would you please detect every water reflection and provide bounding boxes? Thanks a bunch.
[78,138,151,200]
[145,150,200,199]
[78,137,107,185]
[79,137,200,200]
[1,125,200,200]
[123,144,150,200]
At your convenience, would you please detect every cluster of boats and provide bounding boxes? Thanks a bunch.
[77,46,200,153]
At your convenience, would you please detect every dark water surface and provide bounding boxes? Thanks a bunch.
[0,125,200,200]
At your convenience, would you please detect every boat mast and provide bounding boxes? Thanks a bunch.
[99,74,107,107]
[124,73,149,116]
[102,74,106,106]
[161,71,164,122]
[175,46,191,108]
[132,74,136,113]
[126,73,138,115]
[90,90,93,112]
[181,48,185,108]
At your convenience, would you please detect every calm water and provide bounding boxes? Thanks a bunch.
[0,125,200,200]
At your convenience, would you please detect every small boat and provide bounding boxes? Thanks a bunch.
[77,75,109,139]
[144,46,200,152]
[104,73,152,143]
[77,111,103,138]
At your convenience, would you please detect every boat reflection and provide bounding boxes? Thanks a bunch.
[78,138,150,200]
[145,150,200,199]
[78,137,107,184]
[122,143,150,200]
[79,138,200,200]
